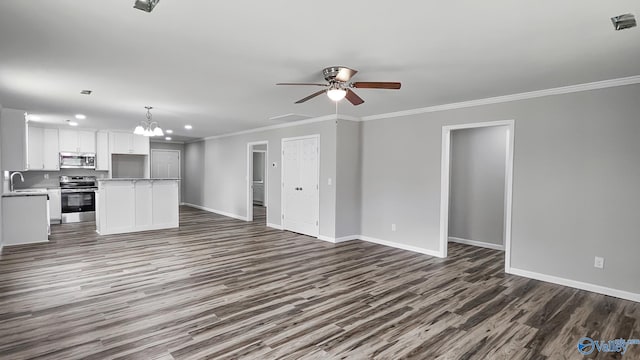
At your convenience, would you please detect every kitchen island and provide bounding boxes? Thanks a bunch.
[96,178,180,235]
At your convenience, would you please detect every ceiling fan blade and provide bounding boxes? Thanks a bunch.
[277,82,328,87]
[352,82,401,89]
[295,89,326,104]
[345,89,365,106]
[336,67,358,82]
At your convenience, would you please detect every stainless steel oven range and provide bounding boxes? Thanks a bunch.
[60,176,98,223]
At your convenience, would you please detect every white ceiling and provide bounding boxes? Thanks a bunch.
[0,1,639,140]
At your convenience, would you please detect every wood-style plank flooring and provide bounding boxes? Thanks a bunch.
[0,206,638,359]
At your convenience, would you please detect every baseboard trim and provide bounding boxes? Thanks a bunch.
[316,235,360,244]
[359,235,444,258]
[317,235,336,243]
[335,235,360,243]
[182,203,248,221]
[448,236,505,251]
[508,267,640,303]
[266,222,283,230]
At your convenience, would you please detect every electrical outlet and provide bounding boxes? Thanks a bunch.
[594,256,605,269]
[391,224,396,232]
[327,178,332,186]
[43,173,49,180]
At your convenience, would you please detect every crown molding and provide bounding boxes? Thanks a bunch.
[187,75,640,143]
[191,113,359,143]
[361,75,640,121]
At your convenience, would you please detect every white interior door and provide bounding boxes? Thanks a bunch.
[282,136,319,237]
[151,150,180,178]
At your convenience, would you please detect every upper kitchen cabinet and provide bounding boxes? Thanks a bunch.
[59,129,96,153]
[110,132,149,155]
[0,108,27,171]
[96,131,109,171]
[27,127,60,171]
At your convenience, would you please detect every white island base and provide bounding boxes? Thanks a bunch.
[96,179,180,235]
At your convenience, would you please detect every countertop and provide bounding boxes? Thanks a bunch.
[2,189,49,198]
[97,178,181,181]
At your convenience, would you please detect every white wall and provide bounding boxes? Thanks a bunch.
[449,126,507,245]
[361,84,640,295]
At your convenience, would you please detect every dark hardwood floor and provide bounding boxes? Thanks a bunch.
[0,206,638,359]
[253,205,266,224]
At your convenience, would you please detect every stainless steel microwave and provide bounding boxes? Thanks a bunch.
[59,152,96,169]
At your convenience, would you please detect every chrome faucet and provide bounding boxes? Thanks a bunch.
[9,172,24,192]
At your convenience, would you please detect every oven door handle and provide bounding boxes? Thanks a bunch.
[61,189,97,194]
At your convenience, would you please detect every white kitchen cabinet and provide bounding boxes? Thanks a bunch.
[27,127,59,171]
[27,126,44,170]
[132,134,150,154]
[96,131,109,171]
[78,131,96,153]
[96,179,178,235]
[1,194,49,245]
[58,129,78,152]
[43,128,60,170]
[1,109,27,171]
[59,129,96,153]
[109,131,149,155]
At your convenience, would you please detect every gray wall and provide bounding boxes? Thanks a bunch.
[150,141,186,201]
[449,126,507,245]
[184,119,338,238]
[335,120,362,238]
[361,84,640,294]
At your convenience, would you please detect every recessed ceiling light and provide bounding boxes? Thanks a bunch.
[165,137,172,141]
[27,115,41,121]
[80,90,92,95]
[165,129,173,134]
[67,120,79,126]
[184,125,192,130]
[75,114,86,120]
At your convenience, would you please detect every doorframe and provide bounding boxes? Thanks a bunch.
[246,141,269,222]
[439,120,515,273]
[150,149,181,178]
[280,134,320,237]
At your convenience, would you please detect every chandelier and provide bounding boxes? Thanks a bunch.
[133,106,164,137]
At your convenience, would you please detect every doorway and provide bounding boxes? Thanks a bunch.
[439,120,514,271]
[281,135,319,237]
[246,141,268,223]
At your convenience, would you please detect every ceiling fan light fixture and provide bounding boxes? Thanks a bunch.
[327,88,347,102]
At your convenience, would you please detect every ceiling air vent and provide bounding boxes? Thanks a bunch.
[134,0,160,13]
[611,14,636,31]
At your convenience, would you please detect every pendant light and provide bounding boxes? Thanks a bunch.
[133,106,164,137]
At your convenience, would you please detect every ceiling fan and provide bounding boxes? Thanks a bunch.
[277,66,401,106]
